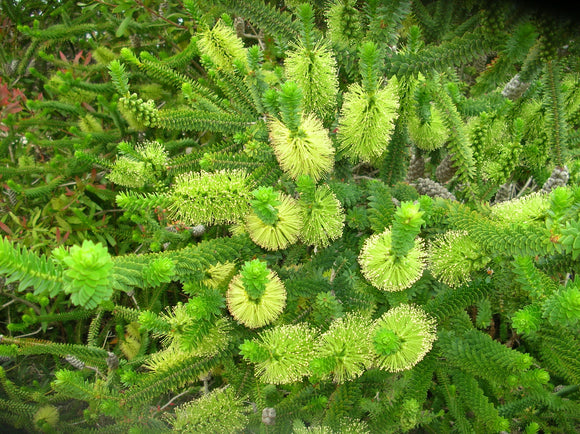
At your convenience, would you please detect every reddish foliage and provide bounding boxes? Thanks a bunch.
[0,78,27,132]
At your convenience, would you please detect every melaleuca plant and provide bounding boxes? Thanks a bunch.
[358,201,427,291]
[407,75,450,151]
[309,313,374,383]
[196,19,248,71]
[428,230,491,288]
[166,387,249,433]
[107,141,169,188]
[2,0,580,432]
[169,170,252,225]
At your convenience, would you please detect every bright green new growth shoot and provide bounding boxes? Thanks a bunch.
[278,81,303,134]
[250,187,281,225]
[108,59,129,95]
[392,201,425,257]
[240,259,270,302]
[52,240,114,309]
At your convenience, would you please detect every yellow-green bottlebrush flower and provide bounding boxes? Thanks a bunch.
[358,229,426,292]
[169,169,251,226]
[108,141,168,188]
[371,304,437,372]
[78,113,103,133]
[298,180,345,248]
[246,192,302,251]
[239,323,317,384]
[337,80,399,163]
[226,260,286,328]
[197,19,247,71]
[293,418,370,434]
[135,140,168,168]
[107,157,148,188]
[285,43,338,120]
[427,230,490,288]
[144,318,232,372]
[269,114,334,182]
[407,106,449,151]
[310,313,373,383]
[202,262,237,289]
[489,192,549,224]
[34,405,59,430]
[168,387,248,434]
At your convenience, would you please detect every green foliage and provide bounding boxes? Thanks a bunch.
[1,0,580,432]
[0,236,63,294]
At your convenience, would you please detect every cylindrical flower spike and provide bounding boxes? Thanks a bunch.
[170,169,251,226]
[309,313,373,383]
[407,106,449,151]
[297,178,345,248]
[227,260,286,328]
[246,192,302,251]
[197,19,248,71]
[170,387,248,433]
[239,323,317,384]
[269,114,334,182]
[427,230,490,288]
[372,304,437,372]
[358,229,426,291]
[284,32,338,120]
[337,80,399,163]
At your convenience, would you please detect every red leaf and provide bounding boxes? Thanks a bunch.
[5,102,23,113]
[59,51,68,62]
[74,50,83,65]
[0,221,13,235]
[82,102,95,112]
